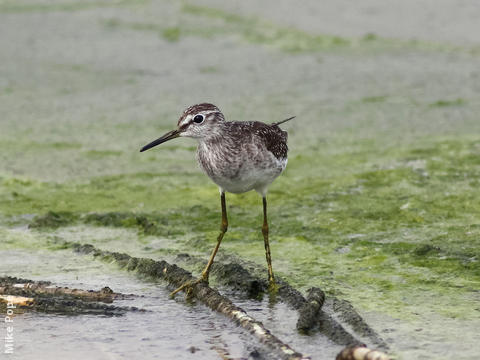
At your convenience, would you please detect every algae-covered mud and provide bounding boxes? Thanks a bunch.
[1,1,480,359]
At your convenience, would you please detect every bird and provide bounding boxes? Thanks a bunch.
[140,103,294,296]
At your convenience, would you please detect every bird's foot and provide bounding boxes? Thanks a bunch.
[170,275,208,299]
[267,278,278,293]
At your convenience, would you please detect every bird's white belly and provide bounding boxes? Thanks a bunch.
[210,157,287,195]
[197,140,287,196]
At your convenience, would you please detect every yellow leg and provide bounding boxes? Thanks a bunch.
[170,192,228,297]
[200,191,228,280]
[262,196,276,291]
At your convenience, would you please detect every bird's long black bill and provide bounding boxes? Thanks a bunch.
[140,129,180,152]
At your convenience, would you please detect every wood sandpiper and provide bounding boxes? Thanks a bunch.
[140,103,294,296]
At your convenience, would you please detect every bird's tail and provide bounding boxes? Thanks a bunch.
[271,116,296,126]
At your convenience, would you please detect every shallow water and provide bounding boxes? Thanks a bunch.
[0,245,344,360]
[0,248,267,359]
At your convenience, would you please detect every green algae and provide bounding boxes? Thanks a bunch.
[100,4,480,56]
[429,98,467,107]
[84,150,123,159]
[181,4,350,53]
[361,96,389,103]
[0,140,83,152]
[179,4,480,55]
[29,211,79,229]
[8,135,479,322]
[161,27,181,42]
[102,11,349,53]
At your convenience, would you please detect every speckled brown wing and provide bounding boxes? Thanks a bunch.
[251,122,288,160]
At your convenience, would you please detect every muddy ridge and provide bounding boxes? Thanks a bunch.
[176,252,387,349]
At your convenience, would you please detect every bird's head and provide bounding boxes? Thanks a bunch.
[140,103,225,152]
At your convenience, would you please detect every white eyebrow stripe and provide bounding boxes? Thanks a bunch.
[202,110,217,116]
[179,114,192,127]
[180,110,219,127]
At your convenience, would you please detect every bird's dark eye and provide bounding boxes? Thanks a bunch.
[193,114,204,124]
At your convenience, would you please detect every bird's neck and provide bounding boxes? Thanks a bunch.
[199,122,229,144]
